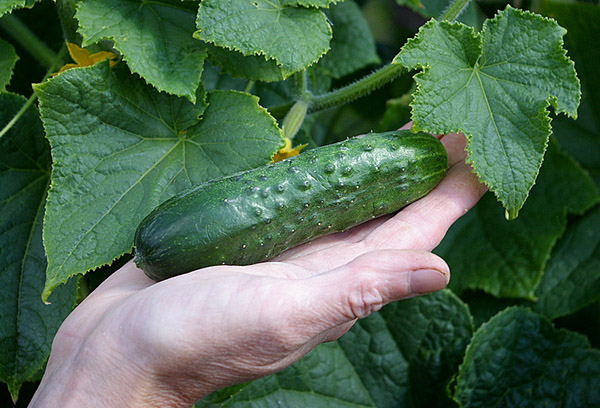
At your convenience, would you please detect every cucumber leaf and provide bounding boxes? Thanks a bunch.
[0,0,38,17]
[552,95,600,192]
[204,42,286,83]
[35,62,284,300]
[534,205,600,319]
[0,38,18,91]
[436,139,598,299]
[454,307,600,407]
[195,0,332,77]
[197,290,473,408]
[541,1,600,191]
[0,93,77,401]
[76,0,207,102]
[394,5,580,219]
[318,0,380,79]
[541,1,600,133]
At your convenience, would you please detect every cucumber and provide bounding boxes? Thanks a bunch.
[134,130,447,281]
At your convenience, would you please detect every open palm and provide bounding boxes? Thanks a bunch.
[31,131,486,408]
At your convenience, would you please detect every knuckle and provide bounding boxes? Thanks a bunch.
[344,270,384,320]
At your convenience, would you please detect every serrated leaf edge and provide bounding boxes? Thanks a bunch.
[32,65,152,301]
[0,0,41,18]
[203,42,287,82]
[396,6,581,219]
[35,77,282,300]
[194,2,332,77]
[0,38,19,94]
[453,306,600,405]
[75,1,208,104]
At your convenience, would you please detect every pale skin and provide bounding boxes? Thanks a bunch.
[29,129,487,408]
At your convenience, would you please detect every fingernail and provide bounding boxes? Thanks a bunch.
[410,269,448,294]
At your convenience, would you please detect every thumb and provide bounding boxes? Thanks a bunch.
[296,250,449,331]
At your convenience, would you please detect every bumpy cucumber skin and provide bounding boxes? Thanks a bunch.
[134,130,447,281]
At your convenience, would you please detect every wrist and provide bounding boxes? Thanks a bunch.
[30,330,204,408]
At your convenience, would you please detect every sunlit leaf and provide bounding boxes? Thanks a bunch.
[35,62,284,300]
[395,6,580,218]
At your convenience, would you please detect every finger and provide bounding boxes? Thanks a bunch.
[277,131,476,263]
[85,260,155,299]
[287,250,449,335]
[362,157,487,251]
[401,122,466,167]
[439,132,468,166]
[282,155,486,273]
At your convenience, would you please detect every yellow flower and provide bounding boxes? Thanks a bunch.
[53,42,117,76]
[271,137,307,163]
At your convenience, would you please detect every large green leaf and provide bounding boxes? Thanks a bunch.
[0,0,38,17]
[394,6,580,219]
[553,95,600,191]
[195,0,332,77]
[76,0,207,102]
[34,62,284,300]
[197,290,473,407]
[0,93,77,401]
[375,290,473,407]
[534,205,600,319]
[318,0,380,79]
[541,1,600,190]
[0,38,18,91]
[541,1,600,133]
[454,307,600,407]
[436,140,598,299]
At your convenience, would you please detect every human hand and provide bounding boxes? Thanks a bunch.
[30,130,487,408]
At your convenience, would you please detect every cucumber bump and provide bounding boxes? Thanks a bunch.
[134,130,448,281]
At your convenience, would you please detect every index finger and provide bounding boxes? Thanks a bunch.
[280,132,487,272]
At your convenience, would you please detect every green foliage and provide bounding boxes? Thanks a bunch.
[0,38,17,90]
[318,1,380,79]
[534,205,600,319]
[0,0,39,18]
[395,5,580,219]
[35,62,284,299]
[542,1,600,190]
[76,0,207,102]
[197,290,473,407]
[436,139,598,298]
[0,93,77,401]
[455,307,600,407]
[0,0,599,405]
[195,0,332,77]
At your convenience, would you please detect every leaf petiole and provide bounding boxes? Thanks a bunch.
[244,80,256,94]
[307,63,405,113]
[0,46,67,139]
[0,14,57,69]
[439,0,472,22]
[295,70,309,99]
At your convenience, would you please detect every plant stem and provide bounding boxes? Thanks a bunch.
[439,0,471,22]
[0,46,67,139]
[0,92,37,138]
[0,14,57,69]
[307,63,405,113]
[244,80,255,93]
[295,70,308,98]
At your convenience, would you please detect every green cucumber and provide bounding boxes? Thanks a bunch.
[134,130,447,281]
